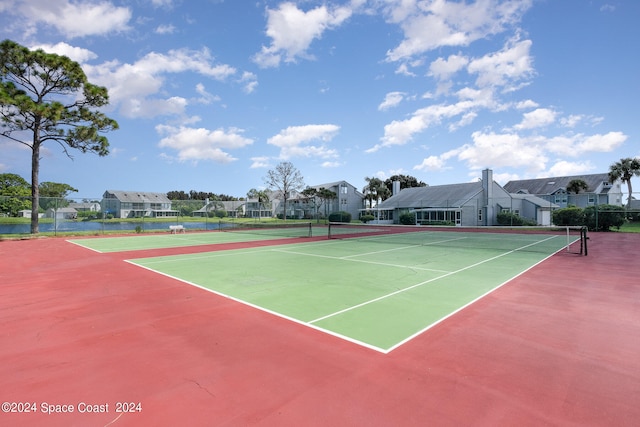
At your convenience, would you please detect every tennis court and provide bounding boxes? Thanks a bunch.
[127,226,584,352]
[68,222,314,253]
[2,225,639,426]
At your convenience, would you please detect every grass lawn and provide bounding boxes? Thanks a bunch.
[619,221,640,233]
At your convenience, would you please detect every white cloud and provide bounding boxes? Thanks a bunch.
[84,48,237,118]
[14,0,131,38]
[193,84,220,105]
[422,129,628,180]
[369,100,479,152]
[321,161,341,168]
[515,99,539,109]
[395,63,416,77]
[32,42,97,63]
[467,38,534,90]
[546,131,627,157]
[428,54,469,80]
[378,92,406,111]
[413,155,448,172]
[449,111,478,132]
[151,0,176,8]
[546,160,595,177]
[560,114,583,128]
[250,156,271,169]
[413,147,461,172]
[514,108,557,130]
[125,96,188,118]
[135,48,236,79]
[384,0,533,62]
[455,86,496,106]
[493,171,521,185]
[373,35,536,153]
[267,124,340,159]
[238,71,258,94]
[155,24,176,34]
[253,2,353,68]
[156,125,253,163]
[458,131,548,173]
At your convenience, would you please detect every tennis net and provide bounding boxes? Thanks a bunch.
[327,223,588,255]
[220,221,313,238]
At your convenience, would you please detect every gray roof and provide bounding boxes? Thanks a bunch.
[104,190,171,203]
[503,173,610,195]
[509,193,559,209]
[48,207,77,213]
[69,202,99,209]
[378,182,483,209]
[195,200,246,212]
[311,180,364,196]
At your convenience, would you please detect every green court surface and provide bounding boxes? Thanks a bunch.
[67,227,311,253]
[128,231,579,352]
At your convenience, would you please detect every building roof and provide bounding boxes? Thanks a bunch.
[46,207,77,213]
[104,190,171,203]
[378,182,483,209]
[509,193,559,209]
[503,173,611,195]
[194,200,246,212]
[69,202,100,209]
[311,180,365,196]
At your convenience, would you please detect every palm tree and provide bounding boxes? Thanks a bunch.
[566,179,588,194]
[247,188,270,218]
[609,157,640,209]
[363,177,386,208]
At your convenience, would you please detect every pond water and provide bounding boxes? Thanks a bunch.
[0,220,223,234]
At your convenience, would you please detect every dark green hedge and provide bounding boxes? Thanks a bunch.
[497,212,537,226]
[553,205,626,231]
[328,211,351,223]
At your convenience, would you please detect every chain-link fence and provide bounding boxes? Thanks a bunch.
[0,196,249,235]
[1,193,639,235]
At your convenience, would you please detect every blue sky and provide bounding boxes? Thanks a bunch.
[1,0,638,200]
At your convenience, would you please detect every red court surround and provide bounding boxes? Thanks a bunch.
[1,232,638,426]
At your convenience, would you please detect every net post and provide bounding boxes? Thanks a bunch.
[582,226,588,256]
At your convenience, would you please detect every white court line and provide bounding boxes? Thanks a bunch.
[127,233,563,353]
[125,259,387,353]
[338,236,467,259]
[308,235,559,324]
[271,248,451,273]
[66,239,105,253]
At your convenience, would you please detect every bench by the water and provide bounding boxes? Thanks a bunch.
[169,225,185,233]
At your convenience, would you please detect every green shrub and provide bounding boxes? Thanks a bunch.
[328,211,351,223]
[399,212,416,225]
[584,205,626,231]
[552,207,585,226]
[497,212,537,226]
[360,214,375,223]
[627,209,640,222]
